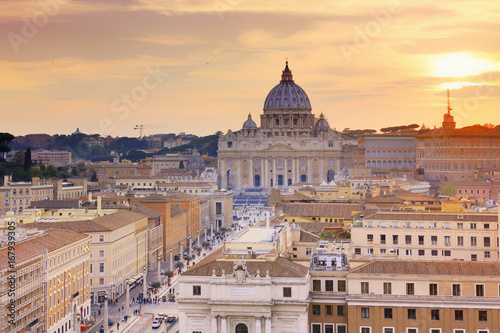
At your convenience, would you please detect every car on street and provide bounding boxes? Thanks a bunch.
[108,318,114,326]
[174,254,180,261]
[100,325,104,332]
[152,320,160,328]
[167,316,176,323]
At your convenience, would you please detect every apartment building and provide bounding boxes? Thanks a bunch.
[29,210,148,303]
[130,205,163,269]
[0,239,47,333]
[351,211,499,261]
[346,260,500,333]
[31,149,71,167]
[27,229,91,333]
[0,175,54,215]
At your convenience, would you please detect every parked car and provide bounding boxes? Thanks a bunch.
[152,320,160,328]
[167,316,176,323]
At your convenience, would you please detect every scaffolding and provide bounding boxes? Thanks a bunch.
[0,243,48,333]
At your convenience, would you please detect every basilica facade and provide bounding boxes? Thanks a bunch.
[218,62,342,192]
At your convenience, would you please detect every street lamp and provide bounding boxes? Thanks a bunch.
[103,294,109,333]
[143,266,147,302]
[125,279,131,318]
[169,248,173,271]
[157,254,162,282]
[188,236,192,257]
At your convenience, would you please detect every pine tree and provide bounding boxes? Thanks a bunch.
[24,148,32,171]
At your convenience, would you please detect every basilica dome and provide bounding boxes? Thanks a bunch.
[314,113,330,131]
[242,113,257,128]
[263,62,311,111]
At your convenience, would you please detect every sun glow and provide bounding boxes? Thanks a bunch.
[439,82,482,90]
[433,52,493,78]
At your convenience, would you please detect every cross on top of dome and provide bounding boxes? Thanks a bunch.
[281,60,294,83]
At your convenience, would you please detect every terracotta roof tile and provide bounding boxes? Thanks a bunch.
[351,260,500,276]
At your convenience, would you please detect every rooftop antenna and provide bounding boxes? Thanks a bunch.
[447,88,452,115]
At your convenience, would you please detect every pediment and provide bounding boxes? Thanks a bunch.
[264,143,296,152]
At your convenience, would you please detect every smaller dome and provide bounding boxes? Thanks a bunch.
[314,113,330,131]
[242,113,257,129]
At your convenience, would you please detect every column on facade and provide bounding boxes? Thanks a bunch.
[249,157,254,187]
[292,157,297,185]
[255,316,262,333]
[272,158,277,187]
[220,316,227,333]
[262,157,267,189]
[264,317,271,333]
[307,157,312,183]
[211,316,218,333]
[319,157,324,182]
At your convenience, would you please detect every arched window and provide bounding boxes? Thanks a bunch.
[235,323,248,333]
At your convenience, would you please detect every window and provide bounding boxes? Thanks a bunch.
[193,286,201,295]
[484,237,490,247]
[383,329,394,333]
[384,308,393,319]
[431,309,440,320]
[99,263,104,273]
[470,223,476,229]
[431,236,437,245]
[444,236,451,246]
[406,249,412,256]
[326,305,333,316]
[311,324,321,333]
[367,234,373,242]
[418,250,425,256]
[485,251,491,258]
[325,324,334,333]
[337,324,347,333]
[429,283,438,296]
[392,235,398,244]
[99,278,104,285]
[431,250,438,256]
[283,287,291,297]
[455,309,463,321]
[383,282,392,295]
[457,236,464,246]
[313,280,321,291]
[484,223,490,229]
[99,235,104,242]
[99,250,104,257]
[452,284,461,296]
[325,280,333,291]
[405,235,412,244]
[444,250,451,257]
[457,222,463,229]
[407,329,417,333]
[406,283,414,295]
[355,248,361,255]
[380,234,386,244]
[471,237,477,246]
[312,305,321,315]
[338,280,346,292]
[361,328,371,333]
[337,305,346,316]
[361,307,370,318]
[361,282,369,294]
[453,330,465,333]
[418,235,424,245]
[479,310,487,321]
[471,254,478,261]
[430,330,441,333]
[476,284,485,297]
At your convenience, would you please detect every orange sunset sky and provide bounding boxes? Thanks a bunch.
[1,0,499,137]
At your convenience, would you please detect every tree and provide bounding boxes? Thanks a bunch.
[178,160,185,169]
[91,171,98,182]
[175,261,184,269]
[0,133,15,160]
[151,281,161,289]
[24,148,32,171]
[163,270,174,279]
[71,168,79,177]
[439,181,457,197]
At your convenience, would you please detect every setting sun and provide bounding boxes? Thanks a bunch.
[433,52,494,78]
